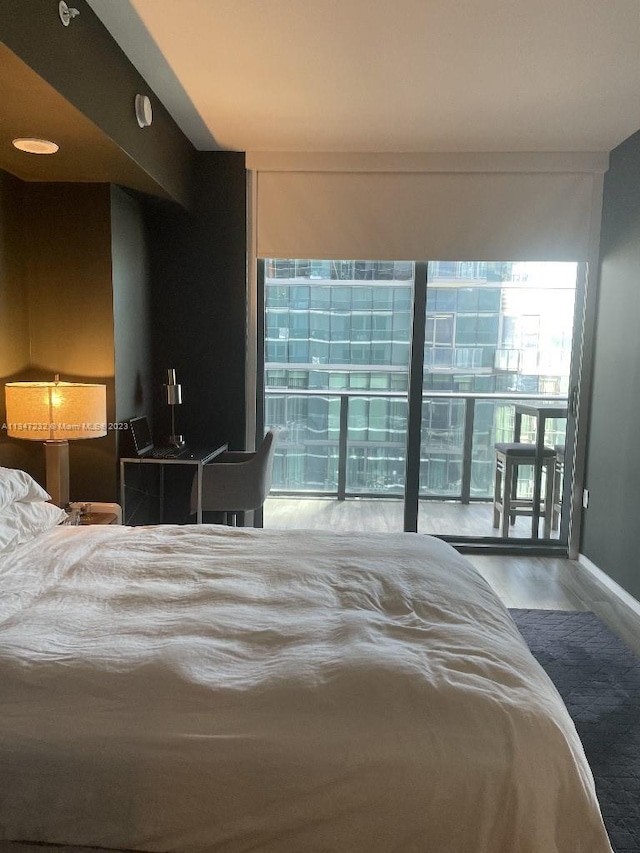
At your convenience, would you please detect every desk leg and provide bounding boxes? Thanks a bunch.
[120,460,126,525]
[159,466,165,524]
[196,464,203,524]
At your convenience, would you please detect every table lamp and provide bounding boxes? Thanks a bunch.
[5,377,107,507]
[163,368,184,448]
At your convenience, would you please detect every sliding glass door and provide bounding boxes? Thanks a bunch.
[262,260,413,532]
[260,258,583,546]
[417,261,579,541]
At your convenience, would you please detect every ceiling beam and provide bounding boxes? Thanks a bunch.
[0,0,194,208]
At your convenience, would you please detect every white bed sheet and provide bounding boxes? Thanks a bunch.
[0,524,612,853]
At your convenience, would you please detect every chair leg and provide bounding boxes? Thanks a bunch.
[493,459,502,528]
[501,458,513,538]
[552,461,562,531]
[543,461,553,539]
[509,458,518,525]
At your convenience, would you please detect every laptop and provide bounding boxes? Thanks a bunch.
[129,416,187,459]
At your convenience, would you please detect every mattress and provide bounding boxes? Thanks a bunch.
[0,524,612,853]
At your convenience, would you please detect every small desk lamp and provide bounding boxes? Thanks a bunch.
[163,368,184,448]
[5,377,107,507]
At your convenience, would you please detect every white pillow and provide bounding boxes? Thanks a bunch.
[0,500,67,554]
[0,467,50,511]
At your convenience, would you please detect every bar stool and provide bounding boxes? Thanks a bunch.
[493,442,557,538]
[552,444,565,531]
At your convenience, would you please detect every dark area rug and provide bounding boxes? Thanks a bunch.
[510,609,640,853]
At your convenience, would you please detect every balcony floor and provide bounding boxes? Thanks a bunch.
[264,495,562,540]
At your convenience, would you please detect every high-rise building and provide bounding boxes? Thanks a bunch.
[264,259,575,499]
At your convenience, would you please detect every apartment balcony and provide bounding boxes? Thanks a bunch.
[264,388,568,541]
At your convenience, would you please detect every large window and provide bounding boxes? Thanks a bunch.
[264,260,413,496]
[263,258,579,542]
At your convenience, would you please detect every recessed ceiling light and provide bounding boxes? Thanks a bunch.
[12,137,60,155]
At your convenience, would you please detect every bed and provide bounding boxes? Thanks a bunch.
[0,469,613,853]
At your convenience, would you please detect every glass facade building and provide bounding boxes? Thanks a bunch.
[264,259,576,502]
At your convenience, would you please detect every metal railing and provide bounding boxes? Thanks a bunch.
[265,388,568,503]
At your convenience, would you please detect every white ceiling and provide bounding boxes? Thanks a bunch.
[88,0,640,154]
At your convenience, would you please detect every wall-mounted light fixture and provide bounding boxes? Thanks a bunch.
[12,138,59,155]
[59,1,80,27]
[135,94,153,129]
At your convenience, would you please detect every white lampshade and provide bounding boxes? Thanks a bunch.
[4,380,107,508]
[5,381,107,440]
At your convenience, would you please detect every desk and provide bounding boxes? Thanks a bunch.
[513,402,568,539]
[120,445,228,525]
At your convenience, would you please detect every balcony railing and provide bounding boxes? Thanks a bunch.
[265,389,568,502]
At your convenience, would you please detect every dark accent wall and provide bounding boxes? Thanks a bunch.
[147,152,248,451]
[0,156,248,506]
[4,180,117,499]
[24,183,114,379]
[0,171,29,376]
[0,6,248,511]
[111,185,153,428]
[0,171,31,472]
[0,175,157,503]
[582,129,640,598]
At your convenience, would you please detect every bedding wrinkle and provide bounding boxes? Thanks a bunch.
[0,525,613,853]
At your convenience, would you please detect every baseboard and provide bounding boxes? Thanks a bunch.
[563,554,640,656]
[577,554,640,618]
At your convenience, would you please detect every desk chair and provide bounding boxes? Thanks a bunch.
[190,430,278,525]
[492,442,556,538]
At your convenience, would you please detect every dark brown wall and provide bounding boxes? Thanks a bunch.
[0,171,31,472]
[0,171,29,376]
[0,156,249,507]
[0,180,117,499]
[24,183,115,379]
[0,176,159,502]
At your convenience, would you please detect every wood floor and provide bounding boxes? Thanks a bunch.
[470,554,585,610]
[264,496,561,538]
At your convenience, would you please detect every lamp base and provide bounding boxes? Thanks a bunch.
[45,440,70,507]
[167,403,183,448]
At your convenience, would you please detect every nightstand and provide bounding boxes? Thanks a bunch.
[67,502,123,525]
